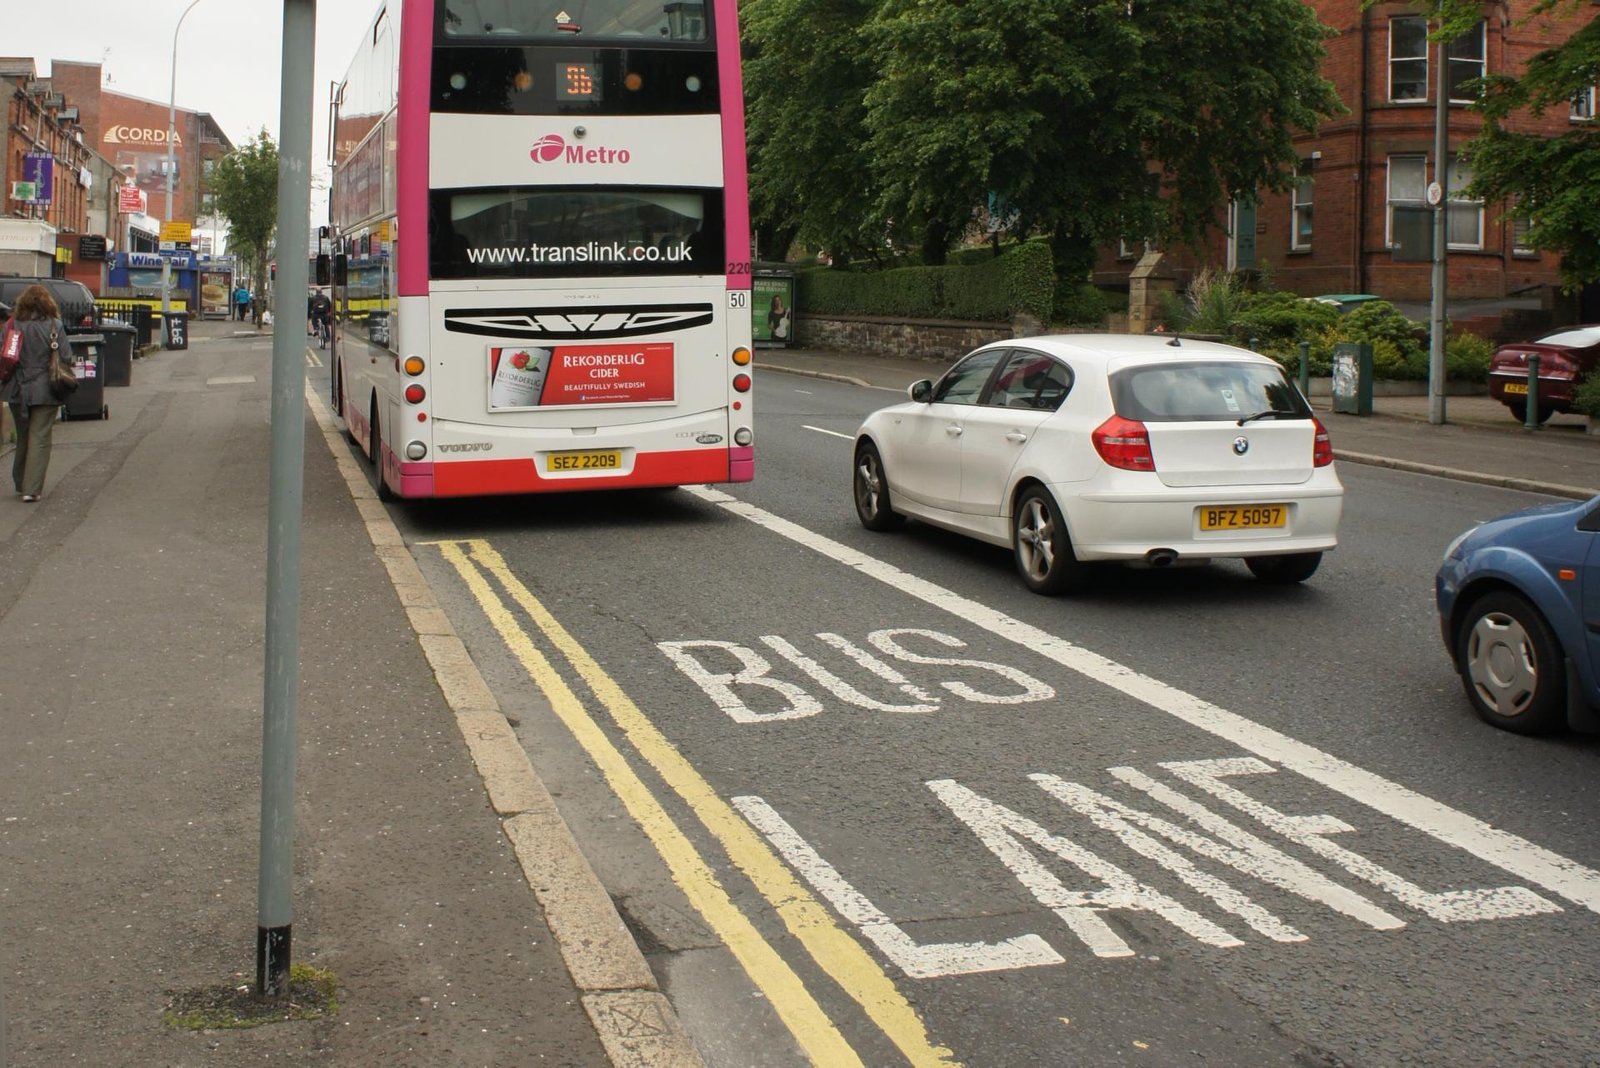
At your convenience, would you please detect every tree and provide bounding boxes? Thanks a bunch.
[211,130,279,325]
[742,0,886,265]
[1469,2,1600,288]
[1384,0,1599,289]
[860,0,1345,275]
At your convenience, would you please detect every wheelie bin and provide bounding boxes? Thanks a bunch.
[60,332,108,421]
[98,321,137,387]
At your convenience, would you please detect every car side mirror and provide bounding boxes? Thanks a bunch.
[909,379,933,403]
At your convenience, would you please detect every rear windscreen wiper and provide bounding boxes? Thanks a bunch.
[1236,409,1301,426]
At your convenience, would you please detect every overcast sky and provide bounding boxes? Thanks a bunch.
[5,0,386,217]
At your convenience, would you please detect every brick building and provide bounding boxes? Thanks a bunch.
[51,60,233,231]
[1095,1,1594,314]
[1,58,94,268]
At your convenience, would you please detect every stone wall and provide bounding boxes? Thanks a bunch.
[793,314,1017,362]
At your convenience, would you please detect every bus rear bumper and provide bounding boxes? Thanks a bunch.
[406,446,747,497]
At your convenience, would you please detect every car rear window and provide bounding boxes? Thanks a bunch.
[1537,327,1600,347]
[1111,360,1310,422]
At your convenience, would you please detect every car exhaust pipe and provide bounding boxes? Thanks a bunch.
[1145,548,1178,568]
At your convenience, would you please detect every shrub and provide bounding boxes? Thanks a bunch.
[1572,372,1600,418]
[794,239,1054,323]
[1334,301,1427,368]
[1446,331,1495,383]
[1052,283,1110,327]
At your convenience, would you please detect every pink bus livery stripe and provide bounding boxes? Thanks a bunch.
[715,0,751,291]
[399,0,433,296]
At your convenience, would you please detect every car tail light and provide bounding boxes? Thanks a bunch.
[1092,415,1154,471]
[79,313,95,328]
[1313,416,1333,467]
[404,384,425,404]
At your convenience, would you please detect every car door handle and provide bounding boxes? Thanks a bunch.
[1006,431,1028,443]
[946,425,963,437]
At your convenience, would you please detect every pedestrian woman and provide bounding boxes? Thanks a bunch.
[2,284,70,502]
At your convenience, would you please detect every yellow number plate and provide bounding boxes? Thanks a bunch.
[1199,505,1287,531]
[1502,382,1529,395]
[546,449,622,472]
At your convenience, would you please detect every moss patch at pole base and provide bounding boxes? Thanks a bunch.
[163,964,337,1030]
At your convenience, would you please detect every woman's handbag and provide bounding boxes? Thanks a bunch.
[0,322,20,383]
[47,327,77,399]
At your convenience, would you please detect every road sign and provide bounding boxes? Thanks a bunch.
[160,221,193,249]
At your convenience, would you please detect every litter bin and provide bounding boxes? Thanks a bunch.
[165,310,190,350]
[61,333,108,421]
[98,321,137,386]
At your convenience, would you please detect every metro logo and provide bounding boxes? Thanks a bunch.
[529,134,632,165]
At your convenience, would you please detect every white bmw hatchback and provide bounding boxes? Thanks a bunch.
[852,334,1344,594]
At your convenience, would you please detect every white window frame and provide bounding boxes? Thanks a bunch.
[1511,214,1536,257]
[1573,86,1597,122]
[1290,166,1313,251]
[1447,22,1487,104]
[1389,17,1429,103]
[1446,155,1483,250]
[1385,155,1427,247]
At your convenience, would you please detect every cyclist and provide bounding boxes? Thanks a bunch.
[310,288,333,348]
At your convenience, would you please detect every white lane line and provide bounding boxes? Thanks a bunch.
[803,425,854,440]
[684,486,1600,917]
[793,389,814,394]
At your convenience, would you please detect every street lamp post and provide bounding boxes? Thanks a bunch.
[161,0,206,348]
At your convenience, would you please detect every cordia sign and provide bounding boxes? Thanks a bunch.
[103,126,183,146]
[530,134,630,165]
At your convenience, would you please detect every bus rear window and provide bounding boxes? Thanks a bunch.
[431,46,718,115]
[438,0,710,42]
[430,186,725,279]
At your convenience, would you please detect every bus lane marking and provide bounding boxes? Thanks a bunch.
[683,486,1600,918]
[658,629,1052,721]
[732,795,1067,978]
[430,538,960,1068]
[803,425,852,439]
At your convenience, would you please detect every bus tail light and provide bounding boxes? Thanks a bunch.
[403,356,425,375]
[732,347,751,366]
[734,427,753,447]
[405,441,427,460]
[404,384,426,404]
[732,373,751,393]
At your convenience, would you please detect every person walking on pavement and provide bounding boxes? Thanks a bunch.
[234,283,250,321]
[2,284,70,502]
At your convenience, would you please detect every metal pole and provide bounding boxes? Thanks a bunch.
[1524,354,1541,431]
[1428,25,1449,425]
[162,0,205,349]
[258,0,316,1000]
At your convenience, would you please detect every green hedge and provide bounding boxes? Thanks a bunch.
[795,241,1054,323]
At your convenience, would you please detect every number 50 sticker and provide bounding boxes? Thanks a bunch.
[728,291,749,310]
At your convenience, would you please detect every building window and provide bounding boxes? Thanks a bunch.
[1118,237,1151,260]
[1386,155,1427,245]
[1574,86,1597,121]
[202,157,215,178]
[1447,156,1482,249]
[1291,165,1313,251]
[1448,22,1486,103]
[1511,215,1536,256]
[1390,17,1429,102]
[199,126,220,144]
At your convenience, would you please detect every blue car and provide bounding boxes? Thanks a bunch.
[1436,497,1600,734]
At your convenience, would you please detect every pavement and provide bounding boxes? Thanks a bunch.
[0,323,1596,1068]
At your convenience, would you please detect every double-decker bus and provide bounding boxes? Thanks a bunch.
[328,0,753,499]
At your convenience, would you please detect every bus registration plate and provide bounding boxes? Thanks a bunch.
[547,449,622,472]
[1199,504,1286,531]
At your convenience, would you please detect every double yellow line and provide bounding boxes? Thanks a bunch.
[429,538,959,1068]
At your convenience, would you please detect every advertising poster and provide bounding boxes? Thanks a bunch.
[751,273,794,347]
[200,271,231,318]
[488,343,674,409]
[22,154,54,204]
